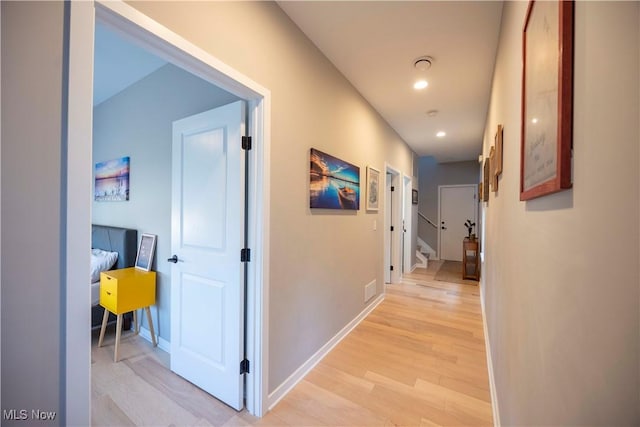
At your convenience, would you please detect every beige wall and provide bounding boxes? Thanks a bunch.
[1,2,65,424]
[482,1,639,424]
[128,1,416,392]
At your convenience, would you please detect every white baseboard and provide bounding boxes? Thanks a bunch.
[266,293,385,411]
[138,326,171,353]
[479,276,500,427]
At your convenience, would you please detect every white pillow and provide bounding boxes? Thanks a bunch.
[91,249,118,282]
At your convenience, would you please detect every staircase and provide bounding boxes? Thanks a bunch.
[416,250,429,269]
[416,237,435,269]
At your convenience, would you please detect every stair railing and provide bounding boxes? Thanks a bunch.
[418,211,437,229]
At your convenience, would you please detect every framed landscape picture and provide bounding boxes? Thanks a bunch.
[310,148,360,210]
[94,156,130,202]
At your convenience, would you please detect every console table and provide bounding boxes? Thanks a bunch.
[462,238,480,281]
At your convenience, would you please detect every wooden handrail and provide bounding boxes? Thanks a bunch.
[418,212,437,229]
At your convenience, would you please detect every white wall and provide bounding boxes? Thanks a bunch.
[128,1,416,392]
[482,2,639,424]
[93,63,240,342]
[1,2,65,424]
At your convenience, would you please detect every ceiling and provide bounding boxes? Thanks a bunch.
[94,2,503,162]
[93,23,167,106]
[278,1,503,162]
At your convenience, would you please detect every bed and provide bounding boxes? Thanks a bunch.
[91,224,138,330]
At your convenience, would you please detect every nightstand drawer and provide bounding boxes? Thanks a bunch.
[99,275,119,312]
[99,268,156,314]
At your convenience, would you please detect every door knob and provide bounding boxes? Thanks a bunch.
[167,255,179,263]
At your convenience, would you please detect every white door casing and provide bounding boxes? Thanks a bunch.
[170,101,246,411]
[384,165,402,284]
[67,1,270,421]
[439,185,477,262]
[384,173,392,283]
[402,174,413,275]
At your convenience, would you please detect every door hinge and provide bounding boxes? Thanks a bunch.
[390,265,394,271]
[390,226,394,231]
[241,248,251,262]
[242,136,252,150]
[240,359,250,374]
[391,186,395,191]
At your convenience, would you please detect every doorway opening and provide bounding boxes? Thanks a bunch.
[402,174,413,275]
[438,184,477,262]
[66,1,270,421]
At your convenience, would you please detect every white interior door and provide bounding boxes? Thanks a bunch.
[439,185,477,262]
[170,101,246,411]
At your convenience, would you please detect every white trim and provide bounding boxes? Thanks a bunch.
[0,1,3,410]
[66,0,271,420]
[402,174,413,277]
[479,271,500,427]
[66,3,95,425]
[437,184,478,261]
[266,294,385,411]
[138,326,171,353]
[384,164,402,284]
[94,2,267,99]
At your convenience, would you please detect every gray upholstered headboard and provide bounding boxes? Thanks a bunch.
[92,225,138,269]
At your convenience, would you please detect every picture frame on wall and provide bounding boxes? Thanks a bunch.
[495,124,504,177]
[490,146,498,192]
[483,159,490,202]
[94,156,130,202]
[135,233,157,271]
[366,166,380,211]
[310,148,360,210]
[520,0,574,201]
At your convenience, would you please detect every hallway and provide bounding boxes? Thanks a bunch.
[92,262,492,426]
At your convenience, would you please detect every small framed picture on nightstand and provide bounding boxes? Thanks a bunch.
[135,233,157,271]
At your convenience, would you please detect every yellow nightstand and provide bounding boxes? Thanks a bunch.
[98,267,157,362]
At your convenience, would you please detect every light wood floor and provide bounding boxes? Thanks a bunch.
[92,262,493,426]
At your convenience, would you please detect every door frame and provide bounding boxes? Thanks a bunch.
[402,174,413,275]
[384,164,402,284]
[437,184,477,261]
[66,1,271,422]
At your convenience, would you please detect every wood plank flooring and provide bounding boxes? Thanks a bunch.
[92,262,493,426]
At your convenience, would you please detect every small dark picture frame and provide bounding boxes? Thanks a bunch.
[135,233,157,271]
[412,189,419,205]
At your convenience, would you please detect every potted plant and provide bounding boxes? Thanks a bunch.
[464,219,476,240]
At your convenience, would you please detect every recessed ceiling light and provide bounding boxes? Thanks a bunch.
[531,117,539,124]
[436,131,446,138]
[414,56,433,71]
[414,80,428,90]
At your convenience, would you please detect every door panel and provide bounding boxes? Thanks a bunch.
[440,185,477,262]
[181,127,227,249]
[170,101,245,411]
